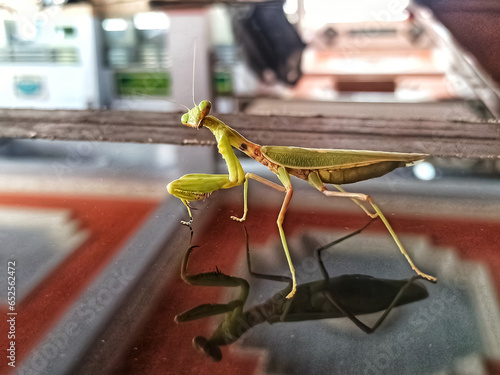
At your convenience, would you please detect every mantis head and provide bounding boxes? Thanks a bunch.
[181,100,212,129]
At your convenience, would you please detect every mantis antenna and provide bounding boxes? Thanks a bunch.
[192,40,197,107]
[126,88,190,112]
[163,98,190,112]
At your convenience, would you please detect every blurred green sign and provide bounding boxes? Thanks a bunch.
[115,72,171,96]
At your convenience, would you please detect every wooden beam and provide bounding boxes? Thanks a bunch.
[1,108,499,159]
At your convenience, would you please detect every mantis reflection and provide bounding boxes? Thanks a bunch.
[175,220,430,361]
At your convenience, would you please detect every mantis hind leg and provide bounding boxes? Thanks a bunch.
[307,171,436,283]
[334,184,378,219]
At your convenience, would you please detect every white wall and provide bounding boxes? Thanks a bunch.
[169,9,211,107]
[111,9,212,112]
[0,4,101,109]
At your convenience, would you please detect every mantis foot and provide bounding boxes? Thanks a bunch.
[285,284,297,299]
[415,269,437,283]
[181,218,194,226]
[230,214,247,223]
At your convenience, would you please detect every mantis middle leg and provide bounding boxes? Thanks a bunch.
[307,171,436,283]
[231,173,286,222]
[274,167,297,299]
[234,168,302,299]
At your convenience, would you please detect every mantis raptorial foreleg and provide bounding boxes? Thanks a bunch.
[307,171,436,283]
[167,173,242,225]
[169,131,249,222]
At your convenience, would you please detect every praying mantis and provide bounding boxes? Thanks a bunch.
[167,100,437,298]
[175,222,430,362]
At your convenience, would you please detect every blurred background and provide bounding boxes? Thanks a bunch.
[1,0,499,112]
[1,0,500,374]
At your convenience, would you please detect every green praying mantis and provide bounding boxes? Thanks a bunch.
[167,100,437,298]
[175,221,430,362]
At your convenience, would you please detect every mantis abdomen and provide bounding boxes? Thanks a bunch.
[315,161,406,185]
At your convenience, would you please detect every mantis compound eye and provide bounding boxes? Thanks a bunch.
[192,336,222,362]
[198,100,211,114]
[181,113,189,125]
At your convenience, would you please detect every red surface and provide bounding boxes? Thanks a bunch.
[0,193,159,368]
[116,204,500,375]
